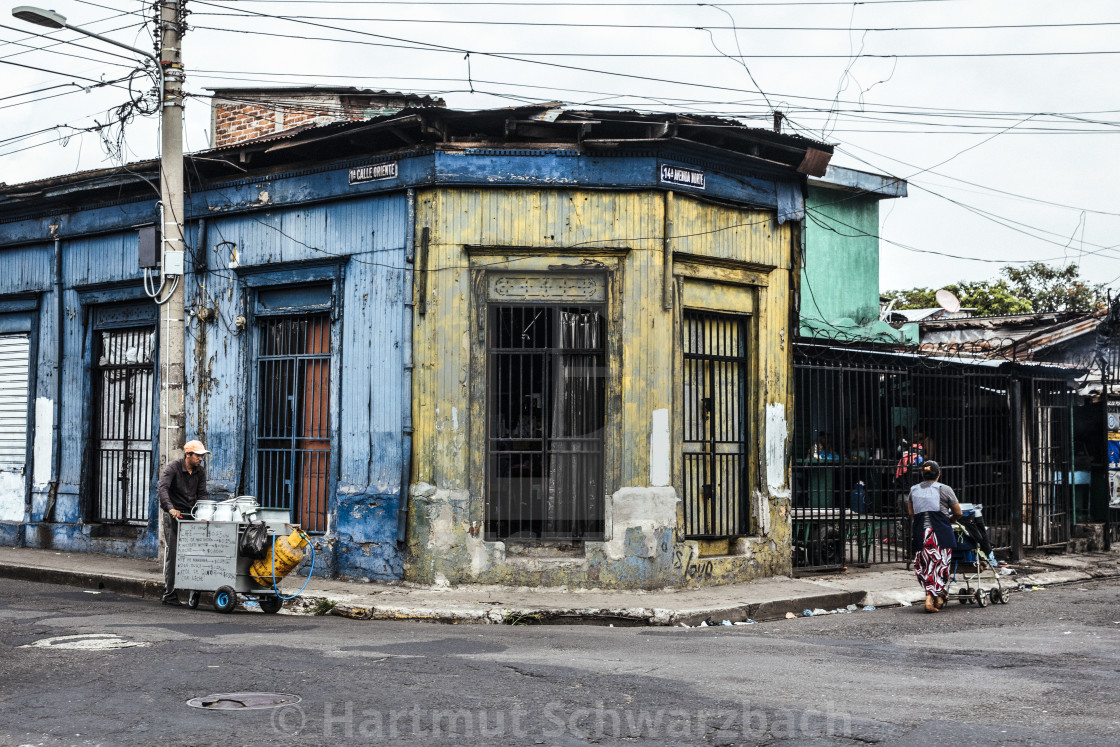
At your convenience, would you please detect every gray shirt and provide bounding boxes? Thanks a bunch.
[908,480,959,516]
[157,458,209,514]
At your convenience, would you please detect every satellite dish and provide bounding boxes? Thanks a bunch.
[935,289,961,314]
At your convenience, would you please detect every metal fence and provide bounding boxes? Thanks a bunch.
[1021,376,1076,549]
[681,311,750,538]
[254,314,331,533]
[793,343,1018,569]
[485,305,606,541]
[92,326,155,524]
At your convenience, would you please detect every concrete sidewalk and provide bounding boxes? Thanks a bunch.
[1,545,1117,626]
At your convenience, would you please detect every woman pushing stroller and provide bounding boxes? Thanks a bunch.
[907,461,963,613]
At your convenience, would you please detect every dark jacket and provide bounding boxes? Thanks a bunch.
[158,458,209,514]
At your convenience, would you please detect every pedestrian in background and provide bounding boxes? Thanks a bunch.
[907,461,963,613]
[158,440,211,606]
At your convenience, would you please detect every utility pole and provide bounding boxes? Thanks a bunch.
[157,0,187,477]
[12,6,188,538]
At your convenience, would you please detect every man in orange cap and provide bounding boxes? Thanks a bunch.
[157,440,211,605]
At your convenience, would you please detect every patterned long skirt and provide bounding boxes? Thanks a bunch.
[914,527,953,597]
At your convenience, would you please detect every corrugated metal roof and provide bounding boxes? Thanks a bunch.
[1,104,833,198]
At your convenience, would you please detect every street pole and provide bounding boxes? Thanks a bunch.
[12,4,186,564]
[158,0,186,475]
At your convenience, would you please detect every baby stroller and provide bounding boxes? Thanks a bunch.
[950,503,1010,607]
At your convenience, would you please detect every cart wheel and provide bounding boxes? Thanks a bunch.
[975,589,989,607]
[186,591,200,609]
[997,588,1009,605]
[214,586,237,614]
[258,595,283,614]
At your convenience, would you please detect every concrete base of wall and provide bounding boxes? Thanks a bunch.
[404,483,793,590]
[1069,523,1107,553]
[0,521,158,559]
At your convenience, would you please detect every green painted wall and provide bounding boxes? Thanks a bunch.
[801,185,914,344]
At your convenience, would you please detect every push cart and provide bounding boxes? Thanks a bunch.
[174,508,292,613]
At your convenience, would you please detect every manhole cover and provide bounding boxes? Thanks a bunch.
[187,693,301,710]
[21,634,150,650]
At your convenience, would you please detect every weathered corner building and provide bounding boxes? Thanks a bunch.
[0,98,832,588]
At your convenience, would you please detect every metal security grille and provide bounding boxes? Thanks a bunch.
[254,314,331,533]
[486,305,605,541]
[0,333,31,480]
[1023,377,1074,548]
[92,326,155,523]
[682,312,749,538]
[792,343,1017,569]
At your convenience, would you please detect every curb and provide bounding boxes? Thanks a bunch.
[303,590,867,627]
[0,564,164,600]
[4,560,1119,625]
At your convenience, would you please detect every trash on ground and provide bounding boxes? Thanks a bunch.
[899,600,912,607]
[802,609,813,617]
[720,620,732,626]
[862,606,876,611]
[846,604,858,611]
[785,612,796,619]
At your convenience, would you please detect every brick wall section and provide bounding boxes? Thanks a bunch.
[210,91,445,148]
[212,98,381,147]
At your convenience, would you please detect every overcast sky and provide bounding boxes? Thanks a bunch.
[2,0,1117,294]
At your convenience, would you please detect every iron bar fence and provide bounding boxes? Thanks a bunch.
[793,338,1076,570]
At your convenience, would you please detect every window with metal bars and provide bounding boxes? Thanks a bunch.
[681,311,750,539]
[253,313,332,533]
[486,305,605,541]
[91,325,156,524]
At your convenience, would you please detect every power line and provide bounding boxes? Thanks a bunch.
[191,22,1120,58]
[212,0,994,6]
[183,83,1120,136]
[838,141,1120,217]
[184,66,1120,121]
[0,27,148,70]
[190,10,1120,34]
[0,56,124,85]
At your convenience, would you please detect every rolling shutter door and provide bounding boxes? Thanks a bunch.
[0,333,31,475]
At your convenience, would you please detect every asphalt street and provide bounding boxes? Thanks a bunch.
[0,576,1116,746]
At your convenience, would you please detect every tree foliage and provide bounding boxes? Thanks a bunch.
[885,263,1105,316]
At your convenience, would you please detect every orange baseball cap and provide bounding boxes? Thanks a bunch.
[183,440,211,455]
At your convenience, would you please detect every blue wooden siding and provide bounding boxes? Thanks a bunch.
[183,192,411,579]
[0,178,412,579]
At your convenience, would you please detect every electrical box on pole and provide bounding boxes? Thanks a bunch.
[138,225,160,268]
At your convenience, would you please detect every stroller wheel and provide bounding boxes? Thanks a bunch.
[975,589,989,607]
[957,589,971,605]
[997,588,1009,605]
[989,588,1002,604]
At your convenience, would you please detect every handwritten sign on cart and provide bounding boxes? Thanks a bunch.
[175,522,238,589]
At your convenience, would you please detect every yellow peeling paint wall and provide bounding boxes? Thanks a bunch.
[407,186,795,588]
